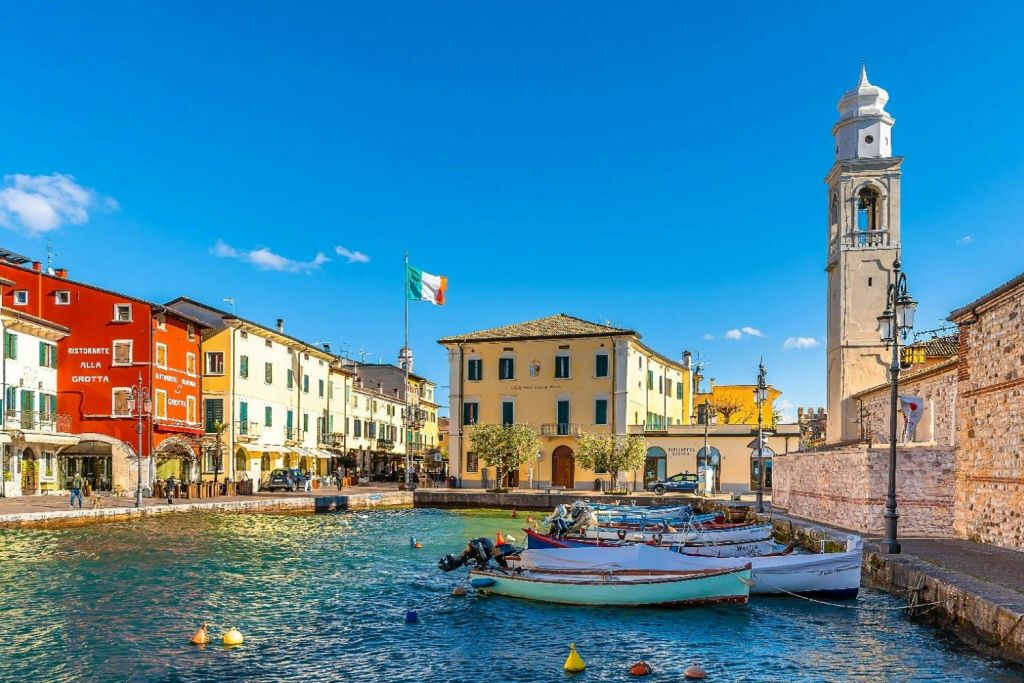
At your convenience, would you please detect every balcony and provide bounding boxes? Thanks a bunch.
[285,427,304,444]
[844,230,889,249]
[4,410,72,433]
[235,420,261,441]
[541,423,582,437]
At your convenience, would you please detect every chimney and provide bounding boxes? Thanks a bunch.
[31,261,41,272]
[55,268,68,279]
[682,350,691,369]
[276,318,284,333]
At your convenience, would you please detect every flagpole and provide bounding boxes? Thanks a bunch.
[404,250,411,490]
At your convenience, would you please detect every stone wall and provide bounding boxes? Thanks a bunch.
[856,363,958,447]
[952,278,1024,550]
[773,445,954,536]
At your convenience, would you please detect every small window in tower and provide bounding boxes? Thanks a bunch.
[868,277,873,287]
[864,135,874,144]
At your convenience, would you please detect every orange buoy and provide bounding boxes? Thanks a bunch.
[684,663,707,680]
[496,531,505,545]
[629,661,652,676]
[189,622,209,645]
[414,542,423,549]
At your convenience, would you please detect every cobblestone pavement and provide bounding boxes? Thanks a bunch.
[895,537,1024,596]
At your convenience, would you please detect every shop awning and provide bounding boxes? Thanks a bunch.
[11,432,80,447]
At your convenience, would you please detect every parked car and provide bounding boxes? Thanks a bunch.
[263,468,302,492]
[647,472,699,495]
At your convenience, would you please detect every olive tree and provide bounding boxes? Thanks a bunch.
[574,433,648,492]
[468,423,540,490]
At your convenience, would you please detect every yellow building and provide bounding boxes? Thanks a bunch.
[438,314,695,490]
[693,384,781,426]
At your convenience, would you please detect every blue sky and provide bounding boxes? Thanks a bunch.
[3,2,1023,419]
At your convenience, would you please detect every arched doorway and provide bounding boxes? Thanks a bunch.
[644,447,667,488]
[551,445,574,489]
[20,448,38,495]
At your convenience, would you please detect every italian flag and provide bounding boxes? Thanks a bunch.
[406,265,447,305]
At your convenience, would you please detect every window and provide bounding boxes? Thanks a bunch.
[3,332,17,360]
[113,304,132,322]
[110,388,131,417]
[155,343,168,369]
[187,396,197,424]
[264,339,272,349]
[261,454,271,471]
[498,357,515,380]
[154,389,167,419]
[38,342,57,368]
[462,401,479,426]
[857,187,880,232]
[240,330,248,340]
[239,355,249,379]
[595,353,609,378]
[676,382,683,400]
[186,352,196,376]
[286,410,295,438]
[665,378,672,397]
[368,421,376,438]
[206,351,225,375]
[556,399,570,435]
[318,379,325,397]
[658,375,663,393]
[113,340,133,366]
[303,413,309,433]
[354,420,362,437]
[554,355,570,379]
[264,362,273,384]
[303,374,310,393]
[467,358,482,381]
[156,314,166,331]
[265,406,273,427]
[238,402,249,433]
[501,400,514,426]
[13,290,28,306]
[187,324,195,341]
[466,451,479,473]
[595,399,608,425]
[204,398,224,433]
[287,369,294,389]
[647,370,654,389]
[55,290,71,305]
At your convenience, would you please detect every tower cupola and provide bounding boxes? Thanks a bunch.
[833,66,894,161]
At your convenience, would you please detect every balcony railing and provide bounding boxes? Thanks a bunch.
[236,420,261,440]
[4,410,72,433]
[285,427,304,443]
[844,230,889,249]
[541,423,582,437]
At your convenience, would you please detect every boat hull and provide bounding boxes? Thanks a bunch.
[468,566,752,607]
[525,528,778,557]
[580,522,774,545]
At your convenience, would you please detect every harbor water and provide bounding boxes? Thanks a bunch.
[0,508,1019,682]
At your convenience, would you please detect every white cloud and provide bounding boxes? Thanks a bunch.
[212,239,329,274]
[956,235,974,245]
[0,173,118,235]
[741,326,764,337]
[784,336,820,350]
[334,245,370,263]
[776,399,796,421]
[725,329,743,340]
[702,333,715,340]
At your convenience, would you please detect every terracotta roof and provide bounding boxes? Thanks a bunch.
[911,333,958,358]
[949,271,1024,321]
[851,357,958,399]
[438,314,635,343]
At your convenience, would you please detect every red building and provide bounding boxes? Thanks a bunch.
[0,258,207,493]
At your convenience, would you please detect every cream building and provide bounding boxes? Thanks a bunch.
[439,314,695,490]
[166,298,340,488]
[825,67,902,443]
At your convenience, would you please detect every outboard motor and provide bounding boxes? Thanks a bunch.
[438,537,496,572]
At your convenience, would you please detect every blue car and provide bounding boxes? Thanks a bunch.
[646,472,699,496]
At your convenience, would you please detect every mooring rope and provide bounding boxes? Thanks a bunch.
[756,578,959,611]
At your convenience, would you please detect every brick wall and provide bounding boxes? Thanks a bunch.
[773,445,954,536]
[953,280,1024,550]
[857,365,957,447]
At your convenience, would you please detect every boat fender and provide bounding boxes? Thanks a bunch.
[684,663,708,679]
[451,586,467,596]
[563,643,586,673]
[617,529,626,541]
[189,622,209,645]
[629,661,652,676]
[221,628,244,646]
[470,577,495,588]
[496,532,505,545]
[405,610,419,624]
[414,542,423,549]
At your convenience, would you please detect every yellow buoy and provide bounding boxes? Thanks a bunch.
[189,623,209,645]
[564,643,585,672]
[222,628,245,646]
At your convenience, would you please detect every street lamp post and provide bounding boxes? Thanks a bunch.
[876,257,918,554]
[128,374,152,509]
[753,362,768,513]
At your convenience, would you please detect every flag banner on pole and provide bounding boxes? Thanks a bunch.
[406,265,447,305]
[900,395,924,443]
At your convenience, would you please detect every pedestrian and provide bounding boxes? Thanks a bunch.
[165,475,176,505]
[334,466,343,491]
[304,469,313,492]
[69,472,84,509]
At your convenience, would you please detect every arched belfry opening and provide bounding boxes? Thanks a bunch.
[856,187,880,231]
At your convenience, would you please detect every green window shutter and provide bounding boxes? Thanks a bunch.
[595,399,608,425]
[287,369,294,389]
[502,401,514,425]
[239,401,248,422]
[265,406,272,427]
[265,362,272,383]
[39,341,46,366]
[319,379,324,397]
[286,410,293,428]
[596,354,608,377]
[303,413,309,432]
[204,398,223,433]
[50,344,58,368]
[50,394,57,415]
[677,383,683,400]
[239,355,248,378]
[328,415,334,432]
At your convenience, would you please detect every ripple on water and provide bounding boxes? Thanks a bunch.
[0,509,1020,683]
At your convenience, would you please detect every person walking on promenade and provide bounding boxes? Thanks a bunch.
[165,475,177,505]
[69,473,84,509]
[334,466,343,491]
[304,469,313,492]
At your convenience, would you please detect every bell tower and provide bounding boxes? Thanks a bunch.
[825,67,902,443]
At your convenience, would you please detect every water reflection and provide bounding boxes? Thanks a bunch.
[0,510,1018,682]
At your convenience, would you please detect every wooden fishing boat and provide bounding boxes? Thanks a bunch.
[468,563,752,607]
[579,522,774,545]
[524,527,779,557]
